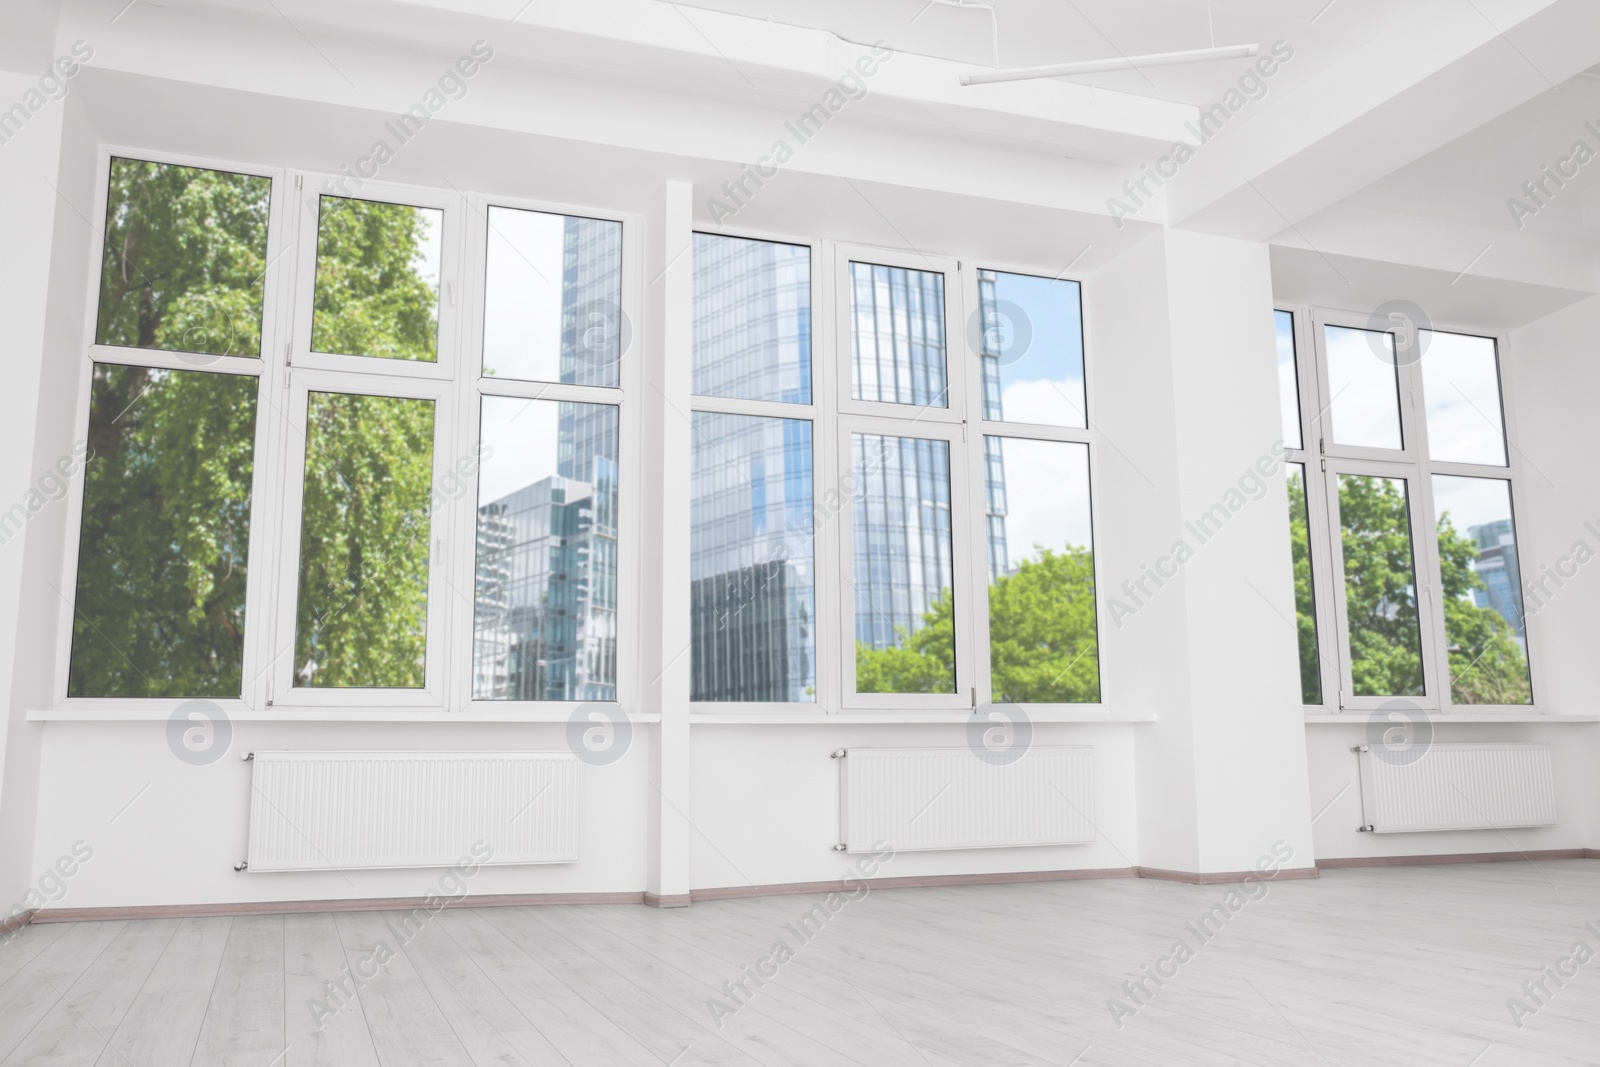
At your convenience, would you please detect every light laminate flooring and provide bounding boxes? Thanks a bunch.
[1,861,1597,1066]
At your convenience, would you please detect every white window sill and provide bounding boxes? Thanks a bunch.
[1303,713,1600,724]
[27,707,662,724]
[688,711,1157,724]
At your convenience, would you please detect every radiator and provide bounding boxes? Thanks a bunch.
[244,751,581,871]
[1354,743,1556,833]
[837,746,1095,853]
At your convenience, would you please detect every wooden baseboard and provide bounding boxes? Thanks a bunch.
[31,891,646,924]
[643,893,693,909]
[0,910,32,937]
[1317,848,1597,870]
[691,866,1138,902]
[1136,866,1320,885]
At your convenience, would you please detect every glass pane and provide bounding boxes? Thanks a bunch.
[1432,476,1531,704]
[312,196,442,362]
[1325,325,1402,450]
[1275,311,1303,450]
[850,262,947,408]
[1286,463,1321,704]
[1420,331,1507,466]
[982,437,1098,702]
[68,365,257,697]
[1337,475,1424,697]
[690,413,815,701]
[483,208,623,387]
[852,434,955,694]
[96,158,271,359]
[977,271,1086,428]
[474,397,619,701]
[296,392,435,688]
[692,233,810,403]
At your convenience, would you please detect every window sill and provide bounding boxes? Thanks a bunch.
[688,711,1157,724]
[1302,713,1600,724]
[27,707,663,724]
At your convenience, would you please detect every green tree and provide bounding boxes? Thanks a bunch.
[96,159,270,358]
[1286,469,1322,703]
[72,167,441,695]
[69,366,258,697]
[855,545,1099,702]
[1327,475,1529,704]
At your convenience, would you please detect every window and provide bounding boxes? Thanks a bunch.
[63,152,634,712]
[69,157,273,700]
[689,234,816,704]
[837,248,1099,711]
[1278,310,1531,710]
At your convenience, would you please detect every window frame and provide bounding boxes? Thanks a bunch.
[1283,304,1539,715]
[686,227,832,716]
[53,145,291,716]
[54,146,646,720]
[452,191,643,717]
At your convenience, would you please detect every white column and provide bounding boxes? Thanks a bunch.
[641,179,695,904]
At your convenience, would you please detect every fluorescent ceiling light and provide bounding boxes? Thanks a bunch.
[960,43,1259,86]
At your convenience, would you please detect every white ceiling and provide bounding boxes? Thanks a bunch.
[676,0,1416,106]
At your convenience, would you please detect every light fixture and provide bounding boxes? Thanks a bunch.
[959,43,1259,86]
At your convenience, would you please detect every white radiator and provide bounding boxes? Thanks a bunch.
[1354,743,1557,833]
[244,751,580,871]
[837,746,1095,853]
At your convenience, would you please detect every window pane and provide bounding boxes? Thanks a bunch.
[96,158,271,359]
[692,233,810,403]
[977,271,1085,428]
[312,197,442,362]
[690,413,814,701]
[1421,331,1507,466]
[1337,475,1424,697]
[1275,311,1303,450]
[1432,476,1531,704]
[850,262,947,408]
[483,208,622,387]
[296,392,435,688]
[852,434,955,694]
[982,437,1098,702]
[68,365,257,697]
[1325,325,1402,449]
[1286,463,1321,704]
[474,397,619,701]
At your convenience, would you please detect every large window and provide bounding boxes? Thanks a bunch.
[62,152,633,712]
[1278,309,1531,711]
[687,240,1101,710]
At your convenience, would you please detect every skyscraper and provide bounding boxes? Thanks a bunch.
[1468,518,1525,640]
[473,216,622,702]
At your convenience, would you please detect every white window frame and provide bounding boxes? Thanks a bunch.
[52,146,644,720]
[1284,304,1539,715]
[452,191,642,718]
[685,227,832,715]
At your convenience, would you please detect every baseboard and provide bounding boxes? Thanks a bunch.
[1135,866,1320,885]
[690,866,1139,902]
[1317,848,1597,870]
[0,910,32,937]
[643,892,693,909]
[31,891,646,924]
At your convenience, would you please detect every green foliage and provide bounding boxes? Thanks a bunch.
[295,393,435,688]
[96,158,270,358]
[855,546,1100,702]
[312,197,440,361]
[1331,475,1530,704]
[1286,469,1322,703]
[1436,512,1532,705]
[69,366,257,697]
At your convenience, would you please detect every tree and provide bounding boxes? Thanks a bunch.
[72,163,441,695]
[1285,469,1322,703]
[855,545,1099,702]
[1322,474,1529,704]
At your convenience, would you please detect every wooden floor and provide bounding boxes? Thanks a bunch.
[1,861,1596,1065]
